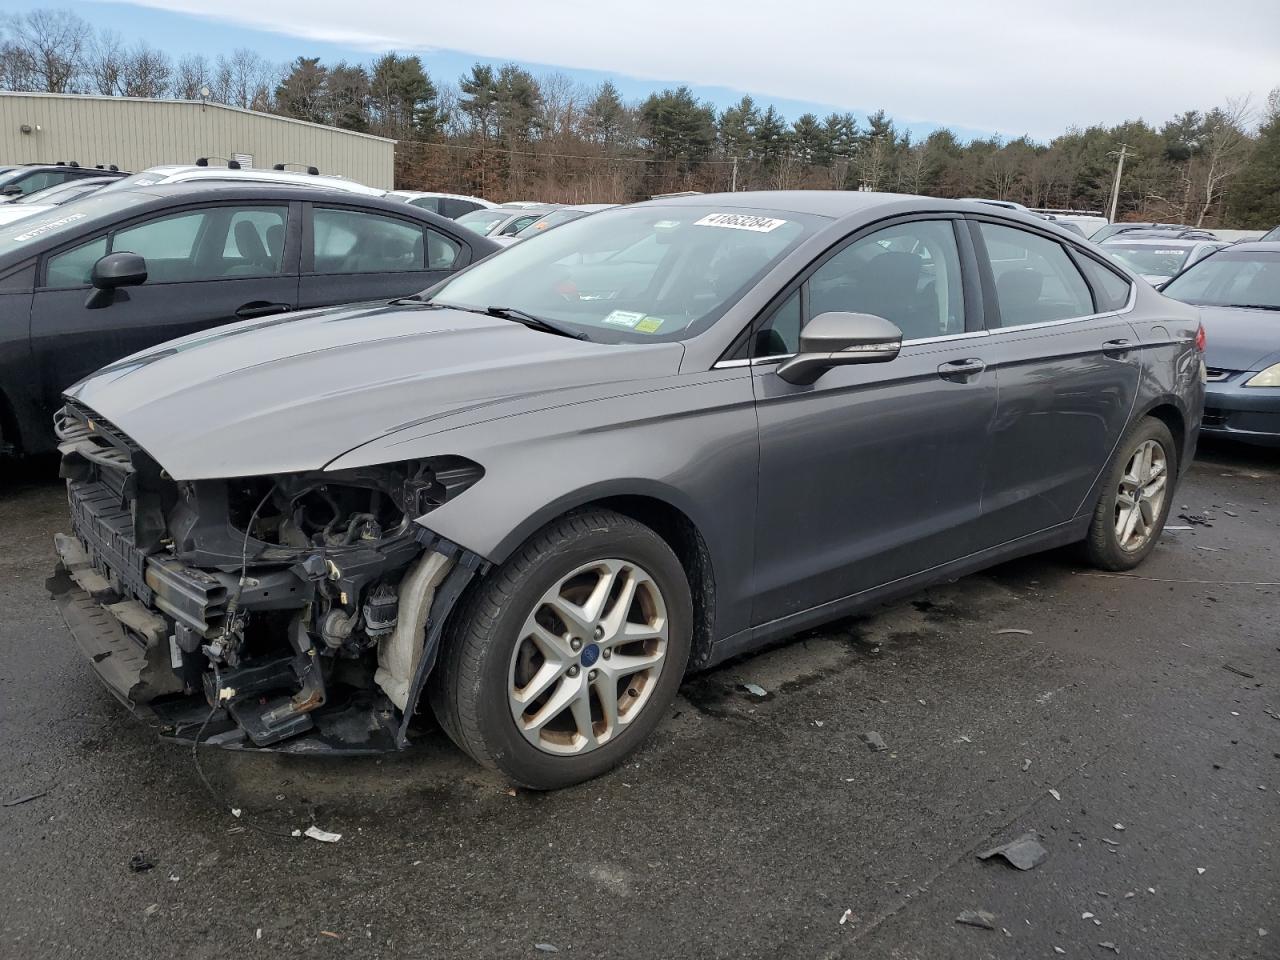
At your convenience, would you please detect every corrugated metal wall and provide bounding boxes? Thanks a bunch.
[0,92,395,188]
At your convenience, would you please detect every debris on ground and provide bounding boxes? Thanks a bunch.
[534,944,559,953]
[1082,912,1095,920]
[1196,867,1206,875]
[320,931,342,940]
[957,735,972,743]
[304,826,342,843]
[128,853,155,873]
[740,682,768,698]
[1223,664,1256,679]
[143,903,159,918]
[1164,525,1193,531]
[977,833,1049,870]
[860,732,888,752]
[1225,510,1239,518]
[838,908,854,925]
[1054,948,1066,955]
[1099,942,1120,953]
[1113,823,1125,831]
[1,790,48,807]
[1049,789,1061,801]
[955,909,996,930]
[1178,513,1214,527]
[995,628,1034,636]
[1022,759,1032,772]
[1101,838,1120,846]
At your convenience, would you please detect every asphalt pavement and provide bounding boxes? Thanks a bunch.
[1,442,1277,960]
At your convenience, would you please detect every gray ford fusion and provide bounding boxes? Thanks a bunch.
[50,191,1205,789]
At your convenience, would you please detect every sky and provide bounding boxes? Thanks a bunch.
[11,0,1280,143]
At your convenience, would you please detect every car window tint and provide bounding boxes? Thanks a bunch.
[500,214,542,236]
[15,170,68,195]
[980,222,1094,326]
[220,207,289,277]
[409,196,441,214]
[753,290,802,356]
[45,235,107,289]
[800,219,966,345]
[444,198,479,218]
[313,208,426,274]
[1076,256,1131,312]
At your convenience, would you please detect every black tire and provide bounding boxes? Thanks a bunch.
[1084,416,1178,571]
[428,508,693,790]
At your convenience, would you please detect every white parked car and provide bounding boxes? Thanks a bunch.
[387,191,495,219]
[98,162,386,197]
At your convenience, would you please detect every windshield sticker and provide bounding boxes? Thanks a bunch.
[11,212,86,242]
[602,309,646,328]
[654,220,681,230]
[634,317,664,333]
[694,213,787,233]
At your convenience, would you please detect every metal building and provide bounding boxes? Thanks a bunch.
[0,92,395,188]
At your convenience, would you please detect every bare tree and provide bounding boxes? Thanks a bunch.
[6,9,91,92]
[0,41,38,91]
[172,54,212,100]
[121,43,171,98]
[87,30,126,95]
[1194,97,1254,226]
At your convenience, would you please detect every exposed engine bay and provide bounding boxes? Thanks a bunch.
[48,401,486,753]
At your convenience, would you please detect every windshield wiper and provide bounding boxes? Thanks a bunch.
[1230,303,1280,312]
[484,305,589,340]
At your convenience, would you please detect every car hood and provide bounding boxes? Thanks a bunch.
[66,301,685,479]
[1197,305,1280,372]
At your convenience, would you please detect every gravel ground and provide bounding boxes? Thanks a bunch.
[1,441,1277,960]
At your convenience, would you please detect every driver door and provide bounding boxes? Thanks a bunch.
[748,216,998,627]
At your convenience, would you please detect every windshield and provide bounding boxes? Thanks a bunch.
[426,204,820,342]
[1162,251,1280,310]
[0,190,150,255]
[1104,246,1191,278]
[1263,226,1280,241]
[456,209,510,235]
[516,209,587,237]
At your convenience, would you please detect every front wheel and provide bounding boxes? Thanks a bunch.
[1084,417,1178,571]
[428,509,692,790]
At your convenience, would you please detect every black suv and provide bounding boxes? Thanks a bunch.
[0,162,125,200]
[0,181,500,455]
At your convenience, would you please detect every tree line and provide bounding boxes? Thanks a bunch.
[2,8,1277,227]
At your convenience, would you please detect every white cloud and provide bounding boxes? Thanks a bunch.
[111,0,1278,139]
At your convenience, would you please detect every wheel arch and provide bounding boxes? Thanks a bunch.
[462,481,720,670]
[1136,397,1189,468]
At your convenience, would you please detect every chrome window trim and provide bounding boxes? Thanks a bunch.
[982,275,1138,334]
[712,330,991,369]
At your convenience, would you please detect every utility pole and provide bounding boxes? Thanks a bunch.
[1107,143,1129,224]
[730,156,738,192]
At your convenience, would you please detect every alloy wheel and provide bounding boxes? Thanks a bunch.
[1113,438,1168,552]
[507,558,669,755]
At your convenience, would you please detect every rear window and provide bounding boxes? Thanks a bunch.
[1104,246,1191,278]
[1076,256,1132,311]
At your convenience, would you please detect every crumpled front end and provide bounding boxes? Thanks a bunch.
[48,401,486,754]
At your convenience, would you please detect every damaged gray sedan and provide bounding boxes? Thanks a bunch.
[50,192,1205,789]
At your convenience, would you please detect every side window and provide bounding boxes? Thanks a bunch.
[220,207,289,277]
[46,236,107,289]
[1076,256,1132,312]
[313,208,426,274]
[409,197,441,214]
[426,230,461,270]
[978,222,1094,327]
[443,198,479,218]
[500,214,541,236]
[16,170,68,195]
[761,219,964,353]
[112,211,207,282]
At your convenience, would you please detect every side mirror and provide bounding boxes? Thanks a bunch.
[776,311,903,385]
[1,185,22,197]
[85,252,146,308]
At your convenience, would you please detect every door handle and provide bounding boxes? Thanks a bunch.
[937,358,986,382]
[235,301,292,320]
[1102,338,1132,358]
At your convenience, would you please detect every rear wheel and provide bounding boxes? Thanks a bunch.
[429,508,692,789]
[1084,417,1177,570]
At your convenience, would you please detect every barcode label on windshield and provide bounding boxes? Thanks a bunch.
[694,213,787,233]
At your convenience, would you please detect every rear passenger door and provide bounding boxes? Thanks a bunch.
[969,218,1140,543]
[298,204,467,308]
[29,201,300,418]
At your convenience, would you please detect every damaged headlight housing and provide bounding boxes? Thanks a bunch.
[224,456,484,549]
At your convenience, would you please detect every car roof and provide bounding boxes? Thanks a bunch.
[1102,237,1207,248]
[389,190,495,206]
[128,165,384,196]
[1221,241,1280,254]
[633,189,1037,221]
